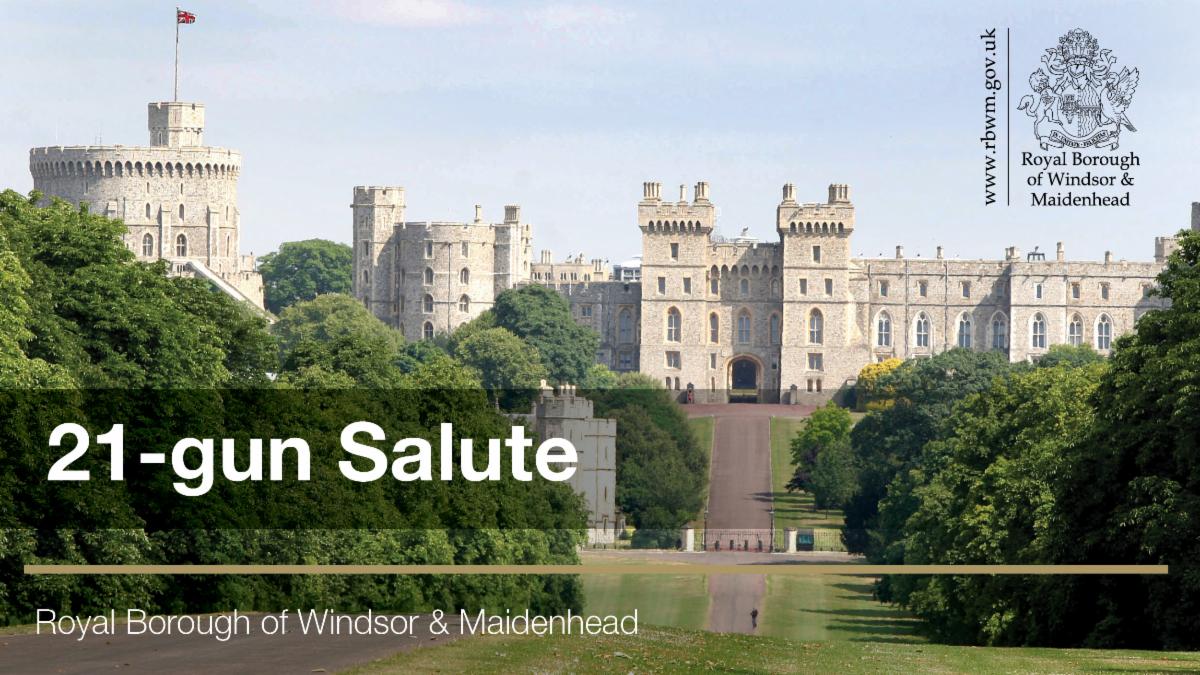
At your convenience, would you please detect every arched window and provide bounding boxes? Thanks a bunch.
[1031,313,1047,349]
[145,203,151,219]
[736,310,751,344]
[458,295,470,312]
[958,315,972,348]
[178,203,185,222]
[422,294,434,313]
[618,309,633,344]
[915,313,930,348]
[991,313,1008,350]
[709,313,719,343]
[771,279,780,296]
[769,313,781,345]
[739,278,749,296]
[808,309,823,344]
[362,269,369,284]
[424,267,434,285]
[876,312,892,347]
[175,233,187,257]
[423,322,434,340]
[141,233,154,257]
[666,307,681,342]
[710,276,719,294]
[1068,315,1084,346]
[1096,315,1112,350]
[459,268,469,284]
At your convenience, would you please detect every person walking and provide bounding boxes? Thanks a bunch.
[750,608,759,630]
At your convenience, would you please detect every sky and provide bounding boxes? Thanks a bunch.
[2,1,1198,265]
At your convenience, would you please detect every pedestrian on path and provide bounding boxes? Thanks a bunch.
[750,608,758,630]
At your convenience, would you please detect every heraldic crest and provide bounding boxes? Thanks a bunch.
[1018,28,1139,151]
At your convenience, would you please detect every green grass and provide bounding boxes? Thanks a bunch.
[760,575,922,642]
[688,415,715,537]
[582,573,709,631]
[769,417,845,531]
[344,626,1200,674]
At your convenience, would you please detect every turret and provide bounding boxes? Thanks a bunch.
[148,102,205,147]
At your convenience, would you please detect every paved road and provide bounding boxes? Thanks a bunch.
[688,404,813,634]
[0,612,463,675]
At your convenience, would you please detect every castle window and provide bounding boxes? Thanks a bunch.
[178,204,185,222]
[739,278,749,296]
[812,245,822,263]
[1035,283,1043,299]
[460,268,469,285]
[459,295,470,312]
[958,315,972,348]
[670,243,679,260]
[710,277,719,294]
[581,304,592,318]
[683,277,692,294]
[145,203,152,219]
[961,281,971,298]
[770,314,781,345]
[915,313,930,348]
[807,353,823,372]
[799,278,808,295]
[1072,282,1081,300]
[175,233,188,257]
[736,311,751,344]
[771,279,779,296]
[619,309,633,343]
[1031,313,1047,349]
[461,242,469,257]
[879,280,889,297]
[422,294,434,313]
[824,278,833,296]
[657,277,666,294]
[1101,283,1110,300]
[1096,315,1112,350]
[362,269,369,284]
[709,313,719,343]
[1069,315,1084,346]
[918,280,928,297]
[423,322,434,340]
[142,233,154,257]
[876,312,892,347]
[424,267,434,285]
[991,314,1008,350]
[666,307,682,342]
[425,241,433,258]
[710,353,717,369]
[666,351,681,369]
[619,352,632,369]
[809,309,824,344]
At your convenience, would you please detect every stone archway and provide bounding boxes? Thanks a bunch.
[728,356,760,403]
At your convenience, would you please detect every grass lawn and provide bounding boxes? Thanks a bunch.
[759,574,922,643]
[769,417,845,531]
[582,573,709,631]
[344,625,1200,674]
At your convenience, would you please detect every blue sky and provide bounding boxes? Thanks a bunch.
[2,1,1197,264]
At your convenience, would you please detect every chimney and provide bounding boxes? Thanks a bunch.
[474,205,483,223]
[1056,242,1065,261]
[895,245,904,259]
[782,183,796,203]
[694,181,710,202]
[1104,250,1113,264]
[936,245,944,260]
[828,183,850,204]
[679,184,688,202]
[642,182,656,201]
[504,204,520,223]
[1192,202,1200,231]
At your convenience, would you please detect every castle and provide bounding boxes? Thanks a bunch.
[356,181,1188,403]
[28,101,264,308]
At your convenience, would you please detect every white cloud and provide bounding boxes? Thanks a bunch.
[524,3,634,31]
[328,0,489,27]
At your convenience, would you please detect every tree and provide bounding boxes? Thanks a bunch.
[257,239,352,314]
[452,327,548,410]
[809,437,858,511]
[1034,343,1103,369]
[580,363,619,390]
[610,407,704,548]
[790,402,853,469]
[491,285,599,384]
[273,293,405,387]
[855,357,903,411]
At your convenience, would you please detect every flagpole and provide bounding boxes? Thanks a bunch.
[174,7,180,101]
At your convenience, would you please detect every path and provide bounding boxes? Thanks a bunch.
[686,403,813,634]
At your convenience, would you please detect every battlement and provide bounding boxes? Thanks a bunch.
[148,101,205,147]
[777,183,854,234]
[353,186,406,206]
[534,382,596,420]
[638,180,716,233]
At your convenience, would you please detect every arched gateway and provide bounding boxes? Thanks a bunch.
[728,356,760,403]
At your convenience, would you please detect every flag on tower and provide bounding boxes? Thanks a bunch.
[177,9,196,24]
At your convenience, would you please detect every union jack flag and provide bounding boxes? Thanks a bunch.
[177,9,196,24]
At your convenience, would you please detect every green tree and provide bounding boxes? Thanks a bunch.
[452,327,548,410]
[257,239,352,314]
[491,285,599,384]
[273,293,405,387]
[809,437,859,511]
[579,363,619,390]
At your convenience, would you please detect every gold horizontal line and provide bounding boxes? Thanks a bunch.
[23,564,1169,576]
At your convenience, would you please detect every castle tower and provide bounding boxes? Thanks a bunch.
[777,183,865,401]
[351,186,405,323]
[28,101,262,308]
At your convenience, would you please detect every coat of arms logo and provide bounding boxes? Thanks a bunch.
[1018,29,1139,151]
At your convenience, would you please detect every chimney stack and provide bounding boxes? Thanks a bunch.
[504,204,521,223]
[474,205,483,223]
[828,183,850,204]
[1056,242,1065,261]
[782,183,796,203]
[895,245,904,259]
[936,245,944,260]
[1104,250,1113,264]
[1192,202,1200,231]
[679,184,688,202]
